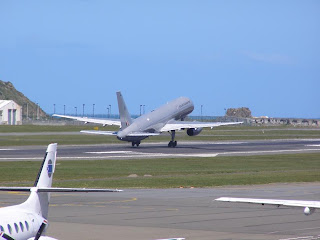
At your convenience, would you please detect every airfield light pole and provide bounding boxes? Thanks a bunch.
[109,104,111,117]
[140,105,142,116]
[53,104,56,114]
[37,103,40,120]
[93,104,95,117]
[107,107,109,118]
[201,105,203,120]
[82,104,85,117]
[26,103,29,120]
[75,107,77,116]
[64,105,66,115]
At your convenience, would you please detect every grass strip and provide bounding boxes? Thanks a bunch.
[0,153,319,188]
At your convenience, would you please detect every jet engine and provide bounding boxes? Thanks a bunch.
[304,207,315,216]
[187,128,203,136]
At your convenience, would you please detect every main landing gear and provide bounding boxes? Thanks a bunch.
[168,130,177,148]
[131,141,140,147]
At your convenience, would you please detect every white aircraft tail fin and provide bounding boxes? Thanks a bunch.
[34,143,57,188]
[116,91,133,129]
[25,143,57,219]
[0,143,122,239]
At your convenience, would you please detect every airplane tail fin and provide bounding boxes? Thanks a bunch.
[116,91,133,129]
[34,143,57,188]
[23,143,57,219]
[5,143,121,221]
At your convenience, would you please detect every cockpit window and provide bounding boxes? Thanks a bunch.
[0,225,4,232]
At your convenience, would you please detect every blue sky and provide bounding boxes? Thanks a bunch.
[0,1,319,118]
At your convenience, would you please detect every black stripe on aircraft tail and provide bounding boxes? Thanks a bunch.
[34,221,48,240]
[0,232,14,240]
[33,152,48,187]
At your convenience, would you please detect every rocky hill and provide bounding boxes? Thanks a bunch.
[0,80,47,119]
[226,107,252,118]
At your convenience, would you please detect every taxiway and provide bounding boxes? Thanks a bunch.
[1,183,319,240]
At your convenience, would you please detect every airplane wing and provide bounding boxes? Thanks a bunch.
[53,114,121,127]
[160,120,242,132]
[215,197,320,209]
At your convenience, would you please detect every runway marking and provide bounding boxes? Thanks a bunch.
[271,227,320,235]
[218,148,320,156]
[50,197,137,207]
[6,192,29,196]
[85,151,134,154]
[305,145,320,147]
[165,208,179,211]
[0,149,15,151]
[279,236,320,240]
[86,151,218,158]
[89,198,137,204]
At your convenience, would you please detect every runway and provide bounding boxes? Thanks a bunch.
[1,183,319,240]
[1,139,320,161]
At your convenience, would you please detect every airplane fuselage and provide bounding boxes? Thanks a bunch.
[116,97,194,142]
[0,205,42,240]
[53,91,242,147]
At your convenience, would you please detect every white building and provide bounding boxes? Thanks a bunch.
[0,100,22,125]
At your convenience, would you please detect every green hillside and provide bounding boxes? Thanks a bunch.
[0,80,47,119]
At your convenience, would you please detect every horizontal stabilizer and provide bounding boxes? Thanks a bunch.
[80,130,118,135]
[0,187,122,193]
[37,187,122,193]
[127,132,160,137]
[0,187,32,192]
[53,114,121,126]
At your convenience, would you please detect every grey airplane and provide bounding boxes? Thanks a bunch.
[53,92,242,147]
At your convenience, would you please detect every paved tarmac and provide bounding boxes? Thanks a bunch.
[1,183,319,240]
[1,140,320,239]
[1,139,320,161]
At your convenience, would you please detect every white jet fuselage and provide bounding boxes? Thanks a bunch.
[0,204,43,240]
